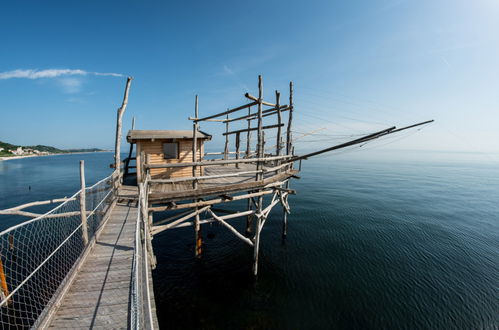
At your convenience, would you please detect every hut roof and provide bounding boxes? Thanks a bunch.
[127,130,212,142]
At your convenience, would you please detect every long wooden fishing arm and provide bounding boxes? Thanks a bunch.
[289,119,434,162]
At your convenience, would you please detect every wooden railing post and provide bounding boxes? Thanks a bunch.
[79,160,89,245]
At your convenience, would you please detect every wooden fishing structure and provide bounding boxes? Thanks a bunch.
[0,75,432,329]
[120,75,433,276]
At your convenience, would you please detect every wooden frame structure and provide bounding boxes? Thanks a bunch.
[133,75,297,275]
[116,75,433,276]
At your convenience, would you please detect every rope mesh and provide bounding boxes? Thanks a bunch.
[0,174,114,329]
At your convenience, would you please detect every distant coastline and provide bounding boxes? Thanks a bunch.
[0,150,110,161]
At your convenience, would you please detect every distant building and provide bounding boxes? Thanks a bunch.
[11,147,24,156]
[0,147,3,152]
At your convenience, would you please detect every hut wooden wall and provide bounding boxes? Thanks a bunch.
[136,139,204,181]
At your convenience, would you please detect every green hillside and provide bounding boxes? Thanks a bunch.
[0,141,105,156]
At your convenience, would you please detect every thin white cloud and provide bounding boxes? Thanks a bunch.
[58,77,83,94]
[0,68,123,80]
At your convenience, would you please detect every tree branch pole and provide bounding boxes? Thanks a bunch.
[224,113,230,162]
[79,160,89,245]
[256,75,263,181]
[114,77,133,180]
[253,75,264,276]
[246,107,251,158]
[275,91,282,157]
[193,95,202,257]
[286,81,293,156]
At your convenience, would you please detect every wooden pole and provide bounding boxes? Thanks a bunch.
[235,132,240,169]
[245,192,253,236]
[79,160,89,245]
[286,81,293,156]
[193,95,199,189]
[0,258,10,305]
[246,107,251,158]
[193,96,203,257]
[275,91,282,156]
[114,77,133,179]
[224,113,230,162]
[256,75,263,181]
[253,194,263,276]
[282,181,290,238]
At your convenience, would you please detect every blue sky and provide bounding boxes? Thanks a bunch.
[1,0,498,157]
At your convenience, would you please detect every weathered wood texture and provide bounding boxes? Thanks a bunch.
[136,139,204,181]
[48,203,158,329]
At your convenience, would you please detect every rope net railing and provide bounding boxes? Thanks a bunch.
[0,173,115,329]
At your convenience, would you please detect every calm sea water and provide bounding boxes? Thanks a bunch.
[0,151,497,329]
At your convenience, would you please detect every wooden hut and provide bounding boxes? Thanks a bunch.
[126,130,211,182]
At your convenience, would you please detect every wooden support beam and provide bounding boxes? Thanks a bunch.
[286,81,293,156]
[79,160,88,245]
[222,123,284,136]
[245,194,253,236]
[224,113,229,161]
[224,105,289,123]
[150,189,275,212]
[275,91,282,156]
[114,77,133,178]
[257,75,264,182]
[193,101,258,122]
[170,209,255,229]
[244,92,276,107]
[145,154,292,169]
[246,107,251,158]
[253,193,263,276]
[235,132,241,169]
[192,95,199,190]
[152,206,210,235]
[149,170,262,184]
[208,209,254,247]
[154,209,194,226]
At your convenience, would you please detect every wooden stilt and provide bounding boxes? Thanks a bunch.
[193,95,202,258]
[245,193,253,236]
[235,132,241,169]
[282,181,290,238]
[252,193,263,276]
[195,208,202,258]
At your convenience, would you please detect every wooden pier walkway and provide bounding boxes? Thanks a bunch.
[47,202,157,329]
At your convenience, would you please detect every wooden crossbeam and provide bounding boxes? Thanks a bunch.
[149,189,275,212]
[192,101,258,122]
[224,105,289,123]
[208,209,254,247]
[244,93,276,107]
[223,123,284,136]
[152,206,210,235]
[145,155,292,169]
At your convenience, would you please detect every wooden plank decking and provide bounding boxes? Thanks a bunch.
[48,202,152,329]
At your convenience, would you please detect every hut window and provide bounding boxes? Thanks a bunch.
[163,142,178,159]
